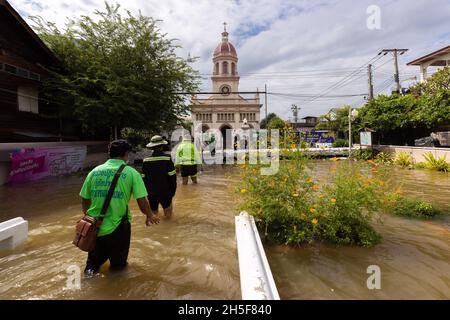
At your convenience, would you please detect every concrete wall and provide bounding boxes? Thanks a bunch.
[376,145,450,163]
[0,141,108,185]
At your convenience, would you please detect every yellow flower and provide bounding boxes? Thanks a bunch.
[309,208,316,213]
[331,157,338,162]
[331,198,336,203]
[312,185,320,191]
[319,194,325,199]
[240,189,247,193]
[292,192,299,197]
[291,144,297,149]
[311,218,318,225]
[307,177,313,183]
[379,180,385,186]
[367,160,375,165]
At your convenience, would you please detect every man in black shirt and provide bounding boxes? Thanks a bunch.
[142,135,177,218]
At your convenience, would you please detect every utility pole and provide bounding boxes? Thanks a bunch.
[264,84,268,125]
[348,107,352,155]
[379,49,408,93]
[291,104,299,125]
[367,64,374,101]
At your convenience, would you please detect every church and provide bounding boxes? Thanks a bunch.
[191,24,262,142]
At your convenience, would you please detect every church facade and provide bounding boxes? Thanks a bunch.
[191,26,262,140]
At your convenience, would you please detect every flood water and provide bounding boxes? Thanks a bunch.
[0,162,449,299]
[0,167,240,299]
[266,161,450,299]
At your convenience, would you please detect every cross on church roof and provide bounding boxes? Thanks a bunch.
[223,22,227,32]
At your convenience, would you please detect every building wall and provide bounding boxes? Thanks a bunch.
[193,105,261,132]
[0,141,108,185]
[376,145,450,163]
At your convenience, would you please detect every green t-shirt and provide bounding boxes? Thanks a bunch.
[79,159,148,236]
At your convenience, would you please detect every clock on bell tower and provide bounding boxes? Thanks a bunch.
[212,23,239,96]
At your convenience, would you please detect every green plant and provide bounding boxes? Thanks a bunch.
[375,152,393,164]
[31,3,200,138]
[121,128,153,148]
[237,154,393,247]
[350,149,378,160]
[423,152,450,172]
[394,152,413,168]
[385,195,440,218]
[332,139,349,148]
[415,162,427,169]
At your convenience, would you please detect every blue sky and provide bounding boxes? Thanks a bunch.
[9,0,450,119]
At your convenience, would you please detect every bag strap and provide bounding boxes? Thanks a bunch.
[98,163,126,221]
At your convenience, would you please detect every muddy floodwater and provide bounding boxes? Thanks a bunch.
[0,162,449,299]
[0,167,240,299]
[267,161,450,299]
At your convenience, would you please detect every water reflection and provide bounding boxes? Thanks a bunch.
[0,162,449,299]
[0,167,240,300]
[266,162,450,299]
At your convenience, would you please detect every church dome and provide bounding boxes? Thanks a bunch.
[213,29,237,57]
[214,40,237,56]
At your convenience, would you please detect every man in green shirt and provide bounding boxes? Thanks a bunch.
[80,140,159,277]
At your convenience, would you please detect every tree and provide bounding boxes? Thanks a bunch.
[267,116,286,131]
[415,89,450,130]
[411,67,450,97]
[260,112,278,129]
[31,2,200,139]
[316,106,351,139]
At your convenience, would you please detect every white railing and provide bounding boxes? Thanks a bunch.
[0,217,28,250]
[235,211,280,300]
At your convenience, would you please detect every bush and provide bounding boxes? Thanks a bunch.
[423,152,450,172]
[121,127,153,149]
[385,195,440,218]
[350,148,378,160]
[415,162,427,169]
[394,152,413,168]
[375,152,393,164]
[332,139,349,148]
[237,153,390,247]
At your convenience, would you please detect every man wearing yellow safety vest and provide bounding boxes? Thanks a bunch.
[175,136,202,185]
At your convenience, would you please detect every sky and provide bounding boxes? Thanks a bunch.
[9,0,450,120]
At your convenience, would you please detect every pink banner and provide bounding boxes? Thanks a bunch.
[8,146,87,184]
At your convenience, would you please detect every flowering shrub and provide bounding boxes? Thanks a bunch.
[237,152,394,247]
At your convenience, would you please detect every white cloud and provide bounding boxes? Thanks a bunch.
[8,0,450,119]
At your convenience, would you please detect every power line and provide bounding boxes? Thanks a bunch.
[299,54,386,107]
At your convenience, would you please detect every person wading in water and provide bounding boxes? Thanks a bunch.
[175,136,202,185]
[142,135,177,218]
[80,140,160,277]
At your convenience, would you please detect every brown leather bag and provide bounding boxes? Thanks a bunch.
[73,164,126,252]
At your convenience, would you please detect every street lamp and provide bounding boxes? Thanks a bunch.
[348,108,359,156]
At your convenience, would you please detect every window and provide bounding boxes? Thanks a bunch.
[18,86,39,114]
[215,63,219,75]
[4,64,17,74]
[17,68,29,78]
[222,61,228,74]
[29,72,40,81]
[231,62,236,75]
[1,63,41,81]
